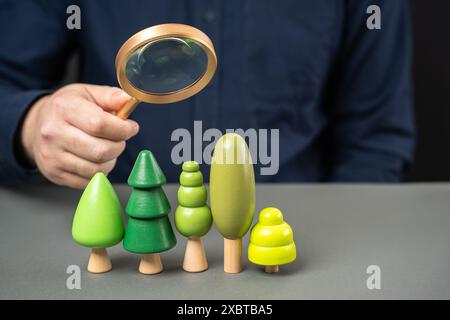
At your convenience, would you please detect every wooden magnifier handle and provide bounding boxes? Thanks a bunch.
[117,97,140,120]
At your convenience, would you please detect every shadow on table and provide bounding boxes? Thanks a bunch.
[247,255,304,276]
[1,182,81,209]
[109,251,186,274]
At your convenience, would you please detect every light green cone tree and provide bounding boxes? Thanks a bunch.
[175,161,212,272]
[72,172,124,273]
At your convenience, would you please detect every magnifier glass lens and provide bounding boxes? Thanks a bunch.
[125,38,208,94]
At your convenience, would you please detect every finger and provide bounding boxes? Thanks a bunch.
[60,151,117,179]
[50,170,90,189]
[82,85,131,112]
[61,125,126,163]
[62,96,139,141]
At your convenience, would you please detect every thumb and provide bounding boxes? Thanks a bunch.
[82,85,131,112]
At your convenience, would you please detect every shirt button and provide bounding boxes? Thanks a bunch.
[203,10,216,23]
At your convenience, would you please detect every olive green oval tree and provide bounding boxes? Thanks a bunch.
[210,133,256,273]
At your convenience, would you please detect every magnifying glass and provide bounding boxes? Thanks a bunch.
[115,24,217,120]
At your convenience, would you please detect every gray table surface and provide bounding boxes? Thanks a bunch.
[0,183,449,300]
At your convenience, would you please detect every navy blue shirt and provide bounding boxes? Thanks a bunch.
[0,0,415,184]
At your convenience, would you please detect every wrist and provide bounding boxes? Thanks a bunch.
[19,95,49,166]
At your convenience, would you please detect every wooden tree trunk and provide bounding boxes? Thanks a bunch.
[265,265,279,273]
[139,253,163,274]
[224,238,242,273]
[183,237,208,272]
[87,248,112,273]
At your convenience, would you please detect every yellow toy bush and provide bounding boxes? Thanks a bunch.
[248,207,296,272]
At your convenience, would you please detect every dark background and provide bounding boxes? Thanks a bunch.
[406,0,450,181]
[62,1,450,182]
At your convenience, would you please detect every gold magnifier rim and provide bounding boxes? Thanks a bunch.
[116,23,217,104]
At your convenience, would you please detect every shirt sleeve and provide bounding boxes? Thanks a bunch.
[326,0,415,182]
[0,0,75,184]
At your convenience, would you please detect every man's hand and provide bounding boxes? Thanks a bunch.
[20,84,139,189]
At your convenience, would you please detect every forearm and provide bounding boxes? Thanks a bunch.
[326,150,411,182]
[0,90,50,184]
[326,0,415,182]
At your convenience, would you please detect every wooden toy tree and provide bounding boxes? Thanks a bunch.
[210,133,255,273]
[248,207,296,273]
[72,172,125,273]
[123,150,177,274]
[175,161,212,272]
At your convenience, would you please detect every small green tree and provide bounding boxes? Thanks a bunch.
[123,150,176,274]
[175,161,212,272]
[72,172,124,273]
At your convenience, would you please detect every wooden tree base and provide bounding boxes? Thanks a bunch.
[224,238,242,273]
[183,237,208,272]
[265,265,279,273]
[139,253,163,275]
[87,248,112,273]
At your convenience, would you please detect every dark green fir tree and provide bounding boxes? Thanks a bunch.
[123,150,176,274]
